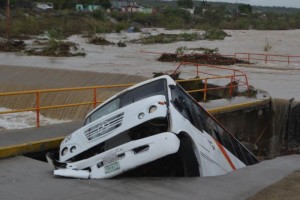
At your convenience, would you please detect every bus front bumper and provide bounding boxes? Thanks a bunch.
[46,132,180,179]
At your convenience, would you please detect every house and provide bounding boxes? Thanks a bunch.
[76,4,102,12]
[183,7,195,15]
[112,0,130,10]
[121,3,138,13]
[35,2,53,10]
[112,0,153,13]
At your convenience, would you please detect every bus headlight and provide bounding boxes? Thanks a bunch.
[61,147,68,156]
[70,146,77,153]
[149,105,157,113]
[138,112,145,119]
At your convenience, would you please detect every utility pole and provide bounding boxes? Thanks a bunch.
[6,0,10,41]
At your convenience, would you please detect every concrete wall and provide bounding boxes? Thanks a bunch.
[215,98,300,159]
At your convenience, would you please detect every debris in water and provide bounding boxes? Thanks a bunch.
[0,39,26,52]
[158,53,250,65]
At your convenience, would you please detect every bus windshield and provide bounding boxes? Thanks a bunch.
[85,79,167,125]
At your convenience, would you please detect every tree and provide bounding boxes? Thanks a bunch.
[177,0,193,9]
[99,0,111,10]
[51,0,66,10]
[238,4,252,14]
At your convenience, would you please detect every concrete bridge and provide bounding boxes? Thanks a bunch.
[0,95,299,200]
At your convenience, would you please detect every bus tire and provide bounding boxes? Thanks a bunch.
[178,137,200,177]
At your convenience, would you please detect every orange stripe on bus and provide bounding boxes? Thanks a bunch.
[214,139,236,171]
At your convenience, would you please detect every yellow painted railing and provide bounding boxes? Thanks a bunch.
[0,83,133,127]
[0,64,249,128]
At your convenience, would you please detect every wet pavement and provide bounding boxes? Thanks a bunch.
[0,155,300,200]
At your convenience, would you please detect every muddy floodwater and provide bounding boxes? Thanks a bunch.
[1,29,299,101]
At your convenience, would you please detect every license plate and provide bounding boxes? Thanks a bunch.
[104,161,120,174]
[102,153,118,166]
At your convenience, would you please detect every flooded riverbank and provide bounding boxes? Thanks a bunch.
[1,29,299,100]
[0,29,299,129]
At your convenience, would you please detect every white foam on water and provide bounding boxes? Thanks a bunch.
[0,107,70,131]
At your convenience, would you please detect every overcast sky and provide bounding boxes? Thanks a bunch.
[206,0,300,8]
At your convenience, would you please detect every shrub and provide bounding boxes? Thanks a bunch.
[47,29,65,40]
[91,8,105,20]
[204,28,230,40]
[115,21,130,33]
[163,7,191,24]
[11,16,41,36]
[161,16,186,29]
[133,32,202,44]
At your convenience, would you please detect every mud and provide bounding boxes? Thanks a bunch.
[249,170,300,200]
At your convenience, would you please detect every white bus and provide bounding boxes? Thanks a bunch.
[47,75,259,179]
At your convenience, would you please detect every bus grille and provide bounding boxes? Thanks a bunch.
[84,113,124,142]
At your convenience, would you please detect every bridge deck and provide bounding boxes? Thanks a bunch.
[0,121,82,159]
[0,155,299,200]
[0,98,269,159]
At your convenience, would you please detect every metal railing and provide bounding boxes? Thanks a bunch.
[142,50,300,65]
[235,53,300,65]
[0,83,133,127]
[0,63,250,128]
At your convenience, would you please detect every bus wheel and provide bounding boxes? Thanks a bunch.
[178,137,200,177]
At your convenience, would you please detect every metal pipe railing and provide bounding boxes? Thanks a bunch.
[0,63,250,128]
[235,53,300,64]
[142,50,300,65]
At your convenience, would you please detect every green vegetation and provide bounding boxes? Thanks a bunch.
[0,0,300,40]
[88,36,114,45]
[133,32,202,44]
[204,28,230,40]
[134,28,228,45]
[176,46,219,54]
[177,0,193,9]
[0,9,121,38]
[110,7,192,29]
[25,40,85,57]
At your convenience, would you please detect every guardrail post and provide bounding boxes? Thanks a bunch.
[203,79,208,101]
[288,56,290,65]
[93,88,97,108]
[245,75,250,90]
[36,92,40,128]
[265,54,268,64]
[234,53,237,63]
[229,76,233,98]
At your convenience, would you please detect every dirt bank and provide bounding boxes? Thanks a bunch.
[0,65,146,120]
[249,170,300,200]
